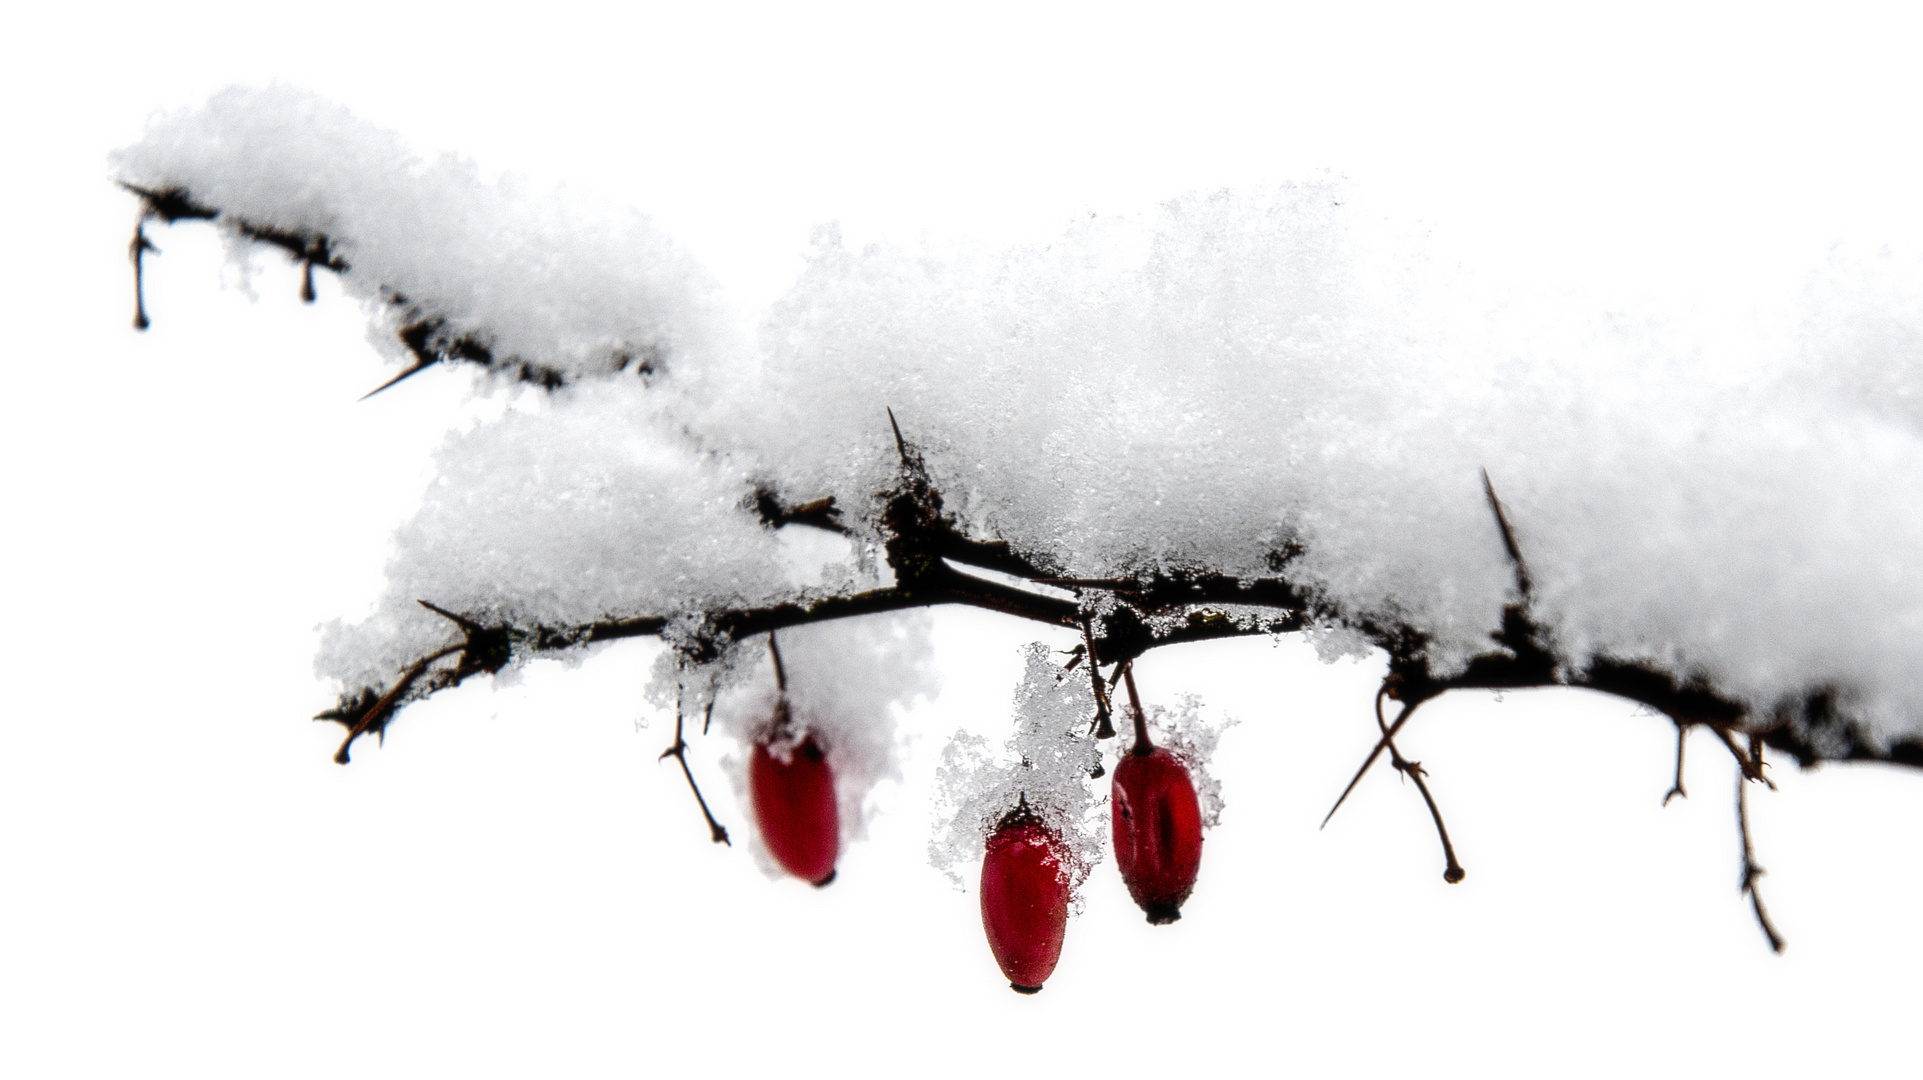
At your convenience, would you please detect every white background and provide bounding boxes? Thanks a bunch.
[6,4,1923,1077]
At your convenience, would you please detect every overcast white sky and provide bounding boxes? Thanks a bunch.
[8,4,1923,1077]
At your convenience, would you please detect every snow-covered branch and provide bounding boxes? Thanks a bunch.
[114,85,1923,788]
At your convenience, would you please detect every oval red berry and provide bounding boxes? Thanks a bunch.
[750,735,840,886]
[1112,748,1203,923]
[980,819,1069,993]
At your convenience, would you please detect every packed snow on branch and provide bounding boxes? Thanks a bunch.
[114,85,1923,766]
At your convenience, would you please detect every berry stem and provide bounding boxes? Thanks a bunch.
[1122,663,1154,755]
[767,630,788,692]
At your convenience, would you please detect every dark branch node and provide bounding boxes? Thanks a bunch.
[752,488,848,534]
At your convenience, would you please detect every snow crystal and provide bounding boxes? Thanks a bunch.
[1116,693,1234,830]
[930,643,1105,894]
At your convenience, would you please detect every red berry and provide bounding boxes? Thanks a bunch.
[980,815,1069,994]
[750,735,839,886]
[1112,747,1203,923]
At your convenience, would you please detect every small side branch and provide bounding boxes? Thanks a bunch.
[129,221,158,330]
[1735,762,1785,953]
[1663,720,1689,806]
[1121,662,1153,754]
[1376,689,1465,884]
[1080,615,1116,739]
[319,643,465,764]
[660,680,730,846]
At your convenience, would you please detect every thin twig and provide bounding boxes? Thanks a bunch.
[129,221,157,331]
[1663,720,1689,806]
[1735,760,1785,953]
[660,677,730,845]
[330,644,465,764]
[1080,614,1116,739]
[1370,688,1466,883]
[1394,753,1467,884]
[1710,724,1775,788]
[768,631,788,692]
[1121,662,1153,754]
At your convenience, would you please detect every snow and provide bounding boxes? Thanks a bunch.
[929,643,1106,897]
[113,84,731,386]
[115,84,1923,778]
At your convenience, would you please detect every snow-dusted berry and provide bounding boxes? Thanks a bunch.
[750,735,840,886]
[1113,748,1203,923]
[1112,667,1203,923]
[980,805,1069,994]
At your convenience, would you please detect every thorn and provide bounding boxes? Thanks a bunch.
[360,357,436,400]
[1322,684,1419,828]
[1480,467,1532,600]
[300,258,317,303]
[416,599,486,635]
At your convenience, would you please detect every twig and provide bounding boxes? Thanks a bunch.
[660,676,730,845]
[1735,758,1785,953]
[1372,688,1466,883]
[327,644,465,764]
[129,221,157,331]
[1080,615,1116,739]
[1121,662,1153,754]
[1710,724,1775,788]
[768,631,788,693]
[1663,720,1689,806]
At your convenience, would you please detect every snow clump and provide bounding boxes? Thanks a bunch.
[930,643,1105,896]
